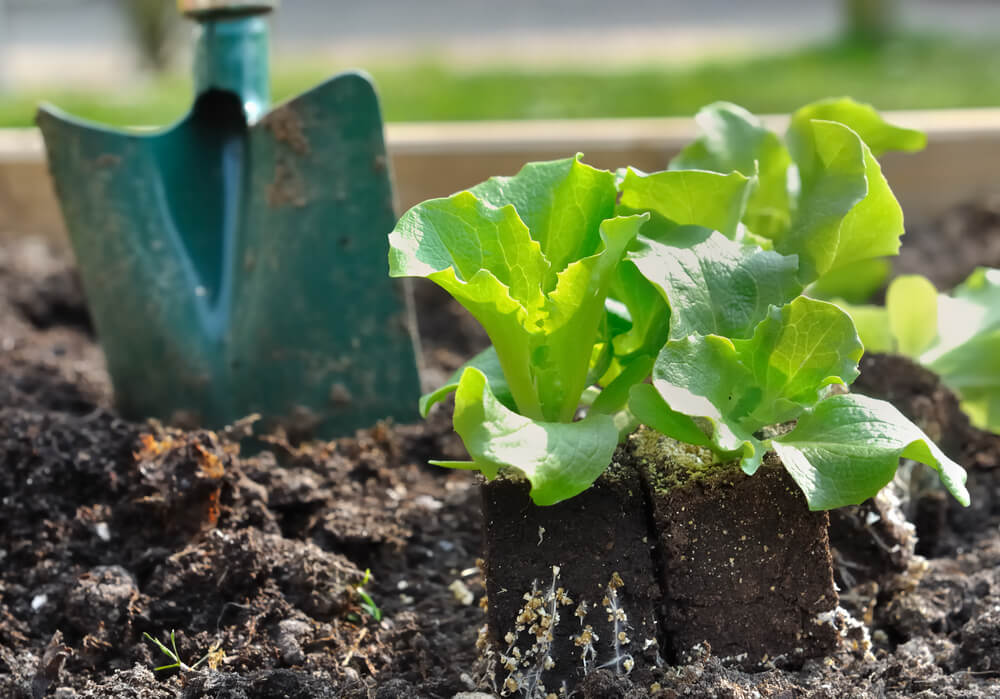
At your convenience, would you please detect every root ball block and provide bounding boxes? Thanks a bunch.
[480,457,661,694]
[635,435,840,668]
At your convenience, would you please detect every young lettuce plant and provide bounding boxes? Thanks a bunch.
[844,269,1000,434]
[617,98,969,510]
[389,155,649,505]
[601,97,925,381]
[389,98,969,513]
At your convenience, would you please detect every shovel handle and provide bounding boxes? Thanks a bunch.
[179,0,277,18]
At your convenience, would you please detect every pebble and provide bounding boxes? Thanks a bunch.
[275,619,311,666]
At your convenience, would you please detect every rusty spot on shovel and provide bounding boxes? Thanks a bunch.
[265,108,311,156]
[94,153,122,169]
[267,161,308,208]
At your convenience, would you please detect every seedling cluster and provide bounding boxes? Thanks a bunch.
[390,97,970,512]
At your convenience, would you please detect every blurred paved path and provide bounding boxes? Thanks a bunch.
[2,0,999,87]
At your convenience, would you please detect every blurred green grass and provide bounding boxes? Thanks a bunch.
[3,33,999,127]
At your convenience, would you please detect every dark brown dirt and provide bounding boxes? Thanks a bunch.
[0,239,486,698]
[828,490,916,592]
[897,196,1000,291]
[3,232,1000,697]
[853,353,1000,557]
[480,459,661,693]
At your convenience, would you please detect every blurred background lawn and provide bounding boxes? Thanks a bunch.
[0,0,998,127]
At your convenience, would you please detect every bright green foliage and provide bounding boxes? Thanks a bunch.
[671,103,792,239]
[806,257,890,304]
[926,269,1000,432]
[627,226,802,341]
[788,97,927,157]
[611,166,760,360]
[419,346,513,417]
[736,297,863,418]
[606,261,669,360]
[390,155,647,504]
[887,275,938,356]
[783,119,903,281]
[630,297,864,478]
[836,275,937,355]
[841,301,894,354]
[618,167,752,239]
[432,368,620,506]
[390,155,644,425]
[671,97,916,286]
[847,269,1000,434]
[631,294,968,509]
[773,394,969,510]
[391,99,968,510]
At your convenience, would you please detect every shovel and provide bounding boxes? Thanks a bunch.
[37,0,421,438]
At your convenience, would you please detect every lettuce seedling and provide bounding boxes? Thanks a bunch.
[618,98,969,510]
[845,269,1000,434]
[389,155,649,505]
[627,293,968,510]
[603,98,926,375]
[389,99,969,512]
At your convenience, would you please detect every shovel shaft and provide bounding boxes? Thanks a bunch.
[193,14,270,123]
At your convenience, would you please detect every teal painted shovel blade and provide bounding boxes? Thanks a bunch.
[37,71,421,437]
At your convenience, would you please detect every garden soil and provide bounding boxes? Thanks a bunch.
[2,226,1000,698]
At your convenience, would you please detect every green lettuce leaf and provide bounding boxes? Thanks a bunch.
[773,393,969,510]
[835,274,938,356]
[790,97,927,157]
[835,301,893,353]
[591,353,656,416]
[607,260,670,360]
[922,268,1000,432]
[436,367,620,506]
[667,101,916,288]
[782,119,904,282]
[629,383,713,449]
[418,345,513,418]
[806,257,890,304]
[618,167,753,239]
[670,102,793,239]
[468,155,616,282]
[887,275,938,357]
[733,297,863,425]
[629,334,765,473]
[629,296,862,475]
[610,165,758,361]
[628,226,802,340]
[840,269,1000,434]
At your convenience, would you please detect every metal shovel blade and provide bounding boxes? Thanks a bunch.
[37,71,421,437]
